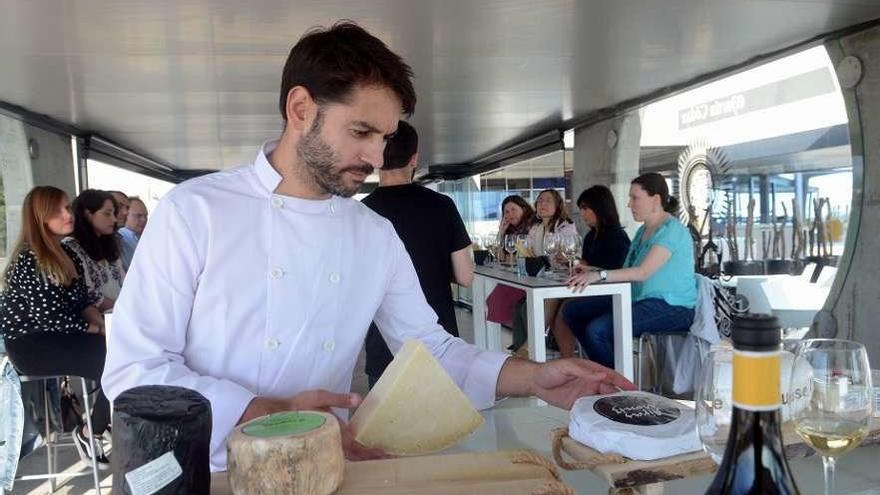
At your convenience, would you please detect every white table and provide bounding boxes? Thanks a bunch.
[471,264,634,381]
[211,398,880,495]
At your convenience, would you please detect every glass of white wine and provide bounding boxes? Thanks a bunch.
[790,338,874,495]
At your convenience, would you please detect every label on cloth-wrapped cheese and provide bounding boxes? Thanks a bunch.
[227,410,343,495]
[351,340,485,455]
[569,391,702,461]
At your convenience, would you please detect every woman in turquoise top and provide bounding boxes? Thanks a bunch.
[561,173,696,368]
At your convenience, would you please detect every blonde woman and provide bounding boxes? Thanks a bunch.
[0,186,110,469]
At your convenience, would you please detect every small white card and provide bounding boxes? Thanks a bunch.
[124,450,182,495]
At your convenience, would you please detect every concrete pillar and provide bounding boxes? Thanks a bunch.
[818,27,880,362]
[0,113,76,261]
[572,112,641,236]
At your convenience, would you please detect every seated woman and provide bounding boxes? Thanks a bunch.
[527,189,578,257]
[486,195,537,333]
[562,173,696,369]
[551,185,631,358]
[63,189,126,311]
[1,186,110,469]
[509,189,578,353]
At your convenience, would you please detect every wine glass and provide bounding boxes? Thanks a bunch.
[542,231,559,270]
[789,339,874,495]
[503,234,517,267]
[558,232,582,276]
[697,345,814,464]
[695,346,733,464]
[484,235,499,265]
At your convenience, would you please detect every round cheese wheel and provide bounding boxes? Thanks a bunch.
[227,410,344,495]
[112,385,211,495]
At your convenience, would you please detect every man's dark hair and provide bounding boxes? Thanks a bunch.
[72,189,121,262]
[383,120,418,170]
[279,21,416,121]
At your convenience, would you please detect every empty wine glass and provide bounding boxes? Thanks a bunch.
[790,339,874,495]
[697,344,814,465]
[503,234,517,267]
[484,235,499,264]
[695,346,733,464]
[558,231,582,275]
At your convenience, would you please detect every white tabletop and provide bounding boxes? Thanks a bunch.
[453,398,880,494]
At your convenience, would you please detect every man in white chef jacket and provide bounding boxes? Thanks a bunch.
[102,21,635,471]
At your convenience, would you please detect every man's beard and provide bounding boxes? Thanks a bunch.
[296,112,373,198]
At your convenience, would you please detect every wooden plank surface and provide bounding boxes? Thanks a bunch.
[553,418,880,490]
[212,450,575,495]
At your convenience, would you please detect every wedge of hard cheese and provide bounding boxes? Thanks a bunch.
[351,340,485,455]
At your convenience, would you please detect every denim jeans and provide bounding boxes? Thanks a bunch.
[561,296,695,369]
[1,356,24,491]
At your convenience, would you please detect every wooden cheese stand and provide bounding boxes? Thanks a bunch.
[211,450,576,494]
[550,418,880,495]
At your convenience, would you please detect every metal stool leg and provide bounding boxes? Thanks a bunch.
[44,379,56,493]
[636,336,645,391]
[79,378,102,495]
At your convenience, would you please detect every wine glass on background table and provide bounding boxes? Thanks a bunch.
[503,235,517,267]
[543,231,560,271]
[484,234,499,265]
[790,339,873,495]
[559,232,582,276]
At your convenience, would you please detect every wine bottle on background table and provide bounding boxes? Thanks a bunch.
[705,314,800,495]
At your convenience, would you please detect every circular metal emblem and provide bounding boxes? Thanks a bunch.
[836,55,863,90]
[677,141,730,233]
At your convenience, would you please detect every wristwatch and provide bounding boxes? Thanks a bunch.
[599,270,608,282]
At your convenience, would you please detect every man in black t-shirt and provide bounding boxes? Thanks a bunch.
[361,121,473,387]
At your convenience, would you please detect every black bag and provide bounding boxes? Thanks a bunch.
[59,377,84,432]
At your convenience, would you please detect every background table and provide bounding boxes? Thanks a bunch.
[472,264,634,380]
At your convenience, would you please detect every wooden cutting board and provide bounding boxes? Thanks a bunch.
[212,450,574,495]
[551,417,880,492]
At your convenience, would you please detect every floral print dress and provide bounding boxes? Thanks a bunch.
[62,237,126,306]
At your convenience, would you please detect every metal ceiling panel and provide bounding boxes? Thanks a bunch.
[1,0,879,174]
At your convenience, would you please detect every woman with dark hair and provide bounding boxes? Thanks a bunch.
[486,195,536,344]
[575,185,631,270]
[497,195,536,240]
[562,173,696,368]
[63,189,126,311]
[0,186,110,468]
[551,185,631,358]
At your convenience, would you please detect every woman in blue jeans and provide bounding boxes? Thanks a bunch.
[562,173,696,369]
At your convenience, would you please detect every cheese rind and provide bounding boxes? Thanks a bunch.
[227,410,343,495]
[351,340,485,455]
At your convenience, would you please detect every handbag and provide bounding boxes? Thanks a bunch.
[59,376,84,432]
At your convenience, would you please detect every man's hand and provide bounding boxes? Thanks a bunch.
[532,359,636,409]
[497,358,636,410]
[239,389,392,461]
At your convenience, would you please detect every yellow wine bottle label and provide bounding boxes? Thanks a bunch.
[732,349,781,411]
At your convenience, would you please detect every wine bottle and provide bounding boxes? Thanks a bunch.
[705,314,801,494]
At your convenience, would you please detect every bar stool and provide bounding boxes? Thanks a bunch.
[11,374,102,494]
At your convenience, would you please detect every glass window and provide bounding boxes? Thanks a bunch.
[86,160,175,212]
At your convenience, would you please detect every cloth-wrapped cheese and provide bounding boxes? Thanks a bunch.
[351,340,484,455]
[112,385,211,495]
[227,410,343,495]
